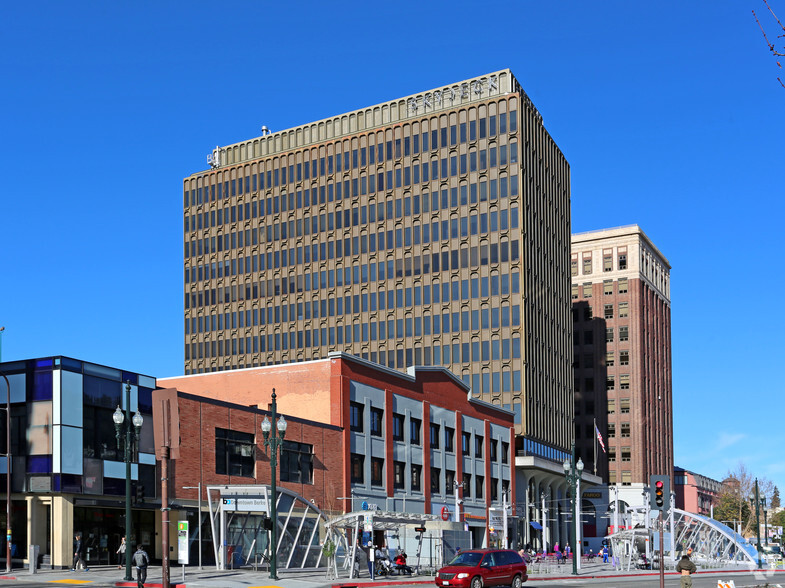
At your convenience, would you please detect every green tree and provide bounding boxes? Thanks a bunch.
[714,489,751,533]
[719,463,776,537]
[771,509,785,531]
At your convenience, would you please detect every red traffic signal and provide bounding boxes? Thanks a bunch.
[650,475,670,512]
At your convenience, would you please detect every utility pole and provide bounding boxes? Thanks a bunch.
[658,512,664,588]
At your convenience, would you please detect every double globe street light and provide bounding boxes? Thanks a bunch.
[261,389,287,580]
[563,445,584,576]
[113,382,143,582]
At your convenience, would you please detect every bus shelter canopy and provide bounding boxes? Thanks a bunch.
[326,510,442,531]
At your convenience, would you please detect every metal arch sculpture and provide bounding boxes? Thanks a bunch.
[607,506,759,569]
[670,509,758,565]
[207,485,332,571]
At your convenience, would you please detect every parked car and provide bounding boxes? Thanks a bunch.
[435,549,528,588]
[762,544,782,563]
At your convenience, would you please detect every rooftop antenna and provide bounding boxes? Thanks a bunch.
[207,145,222,169]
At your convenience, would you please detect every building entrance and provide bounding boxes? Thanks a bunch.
[73,507,155,566]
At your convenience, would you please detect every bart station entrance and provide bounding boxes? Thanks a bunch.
[325,509,470,578]
[206,485,329,571]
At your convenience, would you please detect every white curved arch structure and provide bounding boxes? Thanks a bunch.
[671,509,758,565]
[608,507,759,569]
[207,485,331,570]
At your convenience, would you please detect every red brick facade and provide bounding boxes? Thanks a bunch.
[160,354,516,523]
[169,392,344,511]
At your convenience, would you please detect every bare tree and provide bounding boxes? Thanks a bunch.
[753,0,785,88]
[721,462,775,536]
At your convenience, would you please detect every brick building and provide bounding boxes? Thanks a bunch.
[161,352,516,549]
[674,467,722,516]
[571,225,673,500]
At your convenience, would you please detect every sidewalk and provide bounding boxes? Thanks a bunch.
[0,561,781,587]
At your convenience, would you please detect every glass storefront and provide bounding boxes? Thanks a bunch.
[73,507,155,565]
[0,500,29,561]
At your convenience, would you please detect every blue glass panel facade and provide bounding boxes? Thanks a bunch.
[27,455,52,473]
[83,374,122,408]
[31,367,53,401]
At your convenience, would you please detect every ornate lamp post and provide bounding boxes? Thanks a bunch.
[750,478,763,570]
[113,382,143,582]
[261,389,287,580]
[563,444,584,576]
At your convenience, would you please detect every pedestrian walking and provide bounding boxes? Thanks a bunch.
[601,545,609,563]
[132,544,150,588]
[116,536,127,569]
[675,549,697,588]
[71,533,88,572]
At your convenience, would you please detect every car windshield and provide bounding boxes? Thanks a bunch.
[448,552,483,566]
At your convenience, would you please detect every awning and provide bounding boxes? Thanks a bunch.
[530,521,543,530]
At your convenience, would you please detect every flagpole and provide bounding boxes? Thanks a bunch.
[593,418,597,475]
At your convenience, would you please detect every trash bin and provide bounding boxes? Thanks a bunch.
[28,545,39,574]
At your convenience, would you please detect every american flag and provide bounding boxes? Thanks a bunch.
[595,424,606,453]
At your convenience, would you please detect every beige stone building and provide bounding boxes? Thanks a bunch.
[182,69,573,457]
[182,70,593,548]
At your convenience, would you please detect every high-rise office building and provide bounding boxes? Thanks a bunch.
[571,225,673,487]
[182,69,572,461]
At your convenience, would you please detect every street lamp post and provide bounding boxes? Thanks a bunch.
[1,370,11,574]
[113,382,143,582]
[261,389,287,580]
[563,444,584,576]
[750,478,763,570]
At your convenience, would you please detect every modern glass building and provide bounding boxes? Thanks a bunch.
[182,69,573,460]
[0,356,157,569]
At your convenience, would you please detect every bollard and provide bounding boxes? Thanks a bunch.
[28,545,39,574]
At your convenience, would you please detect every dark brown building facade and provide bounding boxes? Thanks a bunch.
[571,225,673,485]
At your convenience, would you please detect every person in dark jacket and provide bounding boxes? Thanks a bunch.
[132,544,150,588]
[72,534,88,572]
[675,549,697,588]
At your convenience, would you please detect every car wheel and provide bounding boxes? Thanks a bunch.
[511,574,522,588]
[471,576,483,588]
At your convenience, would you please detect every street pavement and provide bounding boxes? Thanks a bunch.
[0,560,783,587]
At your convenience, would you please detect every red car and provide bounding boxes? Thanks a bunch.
[436,549,528,588]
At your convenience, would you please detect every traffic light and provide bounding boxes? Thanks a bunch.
[649,475,670,512]
[136,484,145,504]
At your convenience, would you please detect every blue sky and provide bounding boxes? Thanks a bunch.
[1,2,783,493]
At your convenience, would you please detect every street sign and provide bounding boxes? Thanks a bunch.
[221,496,269,513]
[177,521,189,565]
[488,508,505,528]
